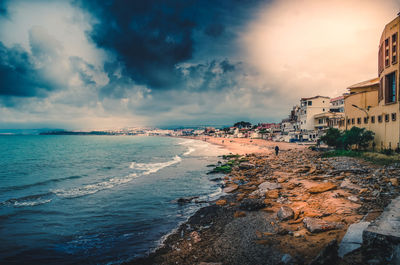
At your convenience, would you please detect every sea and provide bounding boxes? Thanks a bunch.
[0,135,226,264]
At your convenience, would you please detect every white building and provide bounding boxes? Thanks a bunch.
[299,96,330,131]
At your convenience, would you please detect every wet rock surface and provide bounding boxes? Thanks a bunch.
[128,148,400,265]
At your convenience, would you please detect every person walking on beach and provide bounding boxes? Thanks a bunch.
[274,145,279,156]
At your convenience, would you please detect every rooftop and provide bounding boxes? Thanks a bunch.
[347,77,379,90]
[301,95,330,101]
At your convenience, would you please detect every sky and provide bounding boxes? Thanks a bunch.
[0,0,399,129]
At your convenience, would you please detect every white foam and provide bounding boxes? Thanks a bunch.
[52,173,138,198]
[13,199,52,207]
[183,147,195,156]
[129,155,182,175]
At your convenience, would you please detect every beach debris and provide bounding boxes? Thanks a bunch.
[303,217,344,233]
[239,198,266,211]
[307,182,337,194]
[277,206,294,221]
[199,262,222,265]
[190,231,201,243]
[390,178,399,186]
[233,211,246,218]
[215,199,227,206]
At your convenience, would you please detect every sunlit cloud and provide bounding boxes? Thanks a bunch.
[241,0,399,101]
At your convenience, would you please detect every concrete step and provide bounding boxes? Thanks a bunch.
[362,196,400,264]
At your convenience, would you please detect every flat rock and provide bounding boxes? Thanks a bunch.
[277,206,294,221]
[338,221,370,258]
[239,162,255,169]
[223,184,238,193]
[303,217,344,233]
[250,181,281,196]
[308,182,337,193]
[340,179,362,191]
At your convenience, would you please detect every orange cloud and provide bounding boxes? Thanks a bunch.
[241,0,400,101]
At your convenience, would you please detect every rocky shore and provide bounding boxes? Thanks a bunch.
[128,148,400,265]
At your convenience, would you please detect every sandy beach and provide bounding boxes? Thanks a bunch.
[187,136,307,155]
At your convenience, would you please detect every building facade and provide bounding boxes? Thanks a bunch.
[299,96,330,131]
[344,15,400,149]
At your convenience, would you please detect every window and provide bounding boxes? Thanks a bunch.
[393,33,398,64]
[347,119,351,124]
[351,118,355,124]
[385,114,390,122]
[371,116,375,123]
[357,118,361,124]
[385,38,390,67]
[319,119,323,124]
[378,115,382,123]
[308,101,312,106]
[364,117,368,124]
[392,113,397,121]
[323,108,325,112]
[385,72,396,103]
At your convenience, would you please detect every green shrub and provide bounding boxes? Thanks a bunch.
[320,127,374,150]
[381,148,394,156]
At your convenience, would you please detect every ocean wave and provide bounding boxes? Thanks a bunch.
[183,147,195,156]
[129,155,182,175]
[52,174,138,199]
[0,192,53,207]
[0,175,82,193]
[0,174,139,206]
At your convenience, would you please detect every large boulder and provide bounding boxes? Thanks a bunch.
[277,206,294,221]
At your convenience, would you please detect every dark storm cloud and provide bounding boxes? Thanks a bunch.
[77,0,266,91]
[0,42,52,97]
[204,23,225,38]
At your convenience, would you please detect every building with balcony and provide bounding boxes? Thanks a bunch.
[344,15,400,149]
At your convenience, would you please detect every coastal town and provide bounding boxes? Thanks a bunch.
[131,14,400,265]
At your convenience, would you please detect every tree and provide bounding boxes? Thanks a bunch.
[320,127,374,150]
[320,128,343,149]
[342,127,375,150]
[233,121,252,129]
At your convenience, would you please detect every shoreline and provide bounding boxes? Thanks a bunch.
[128,136,400,265]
